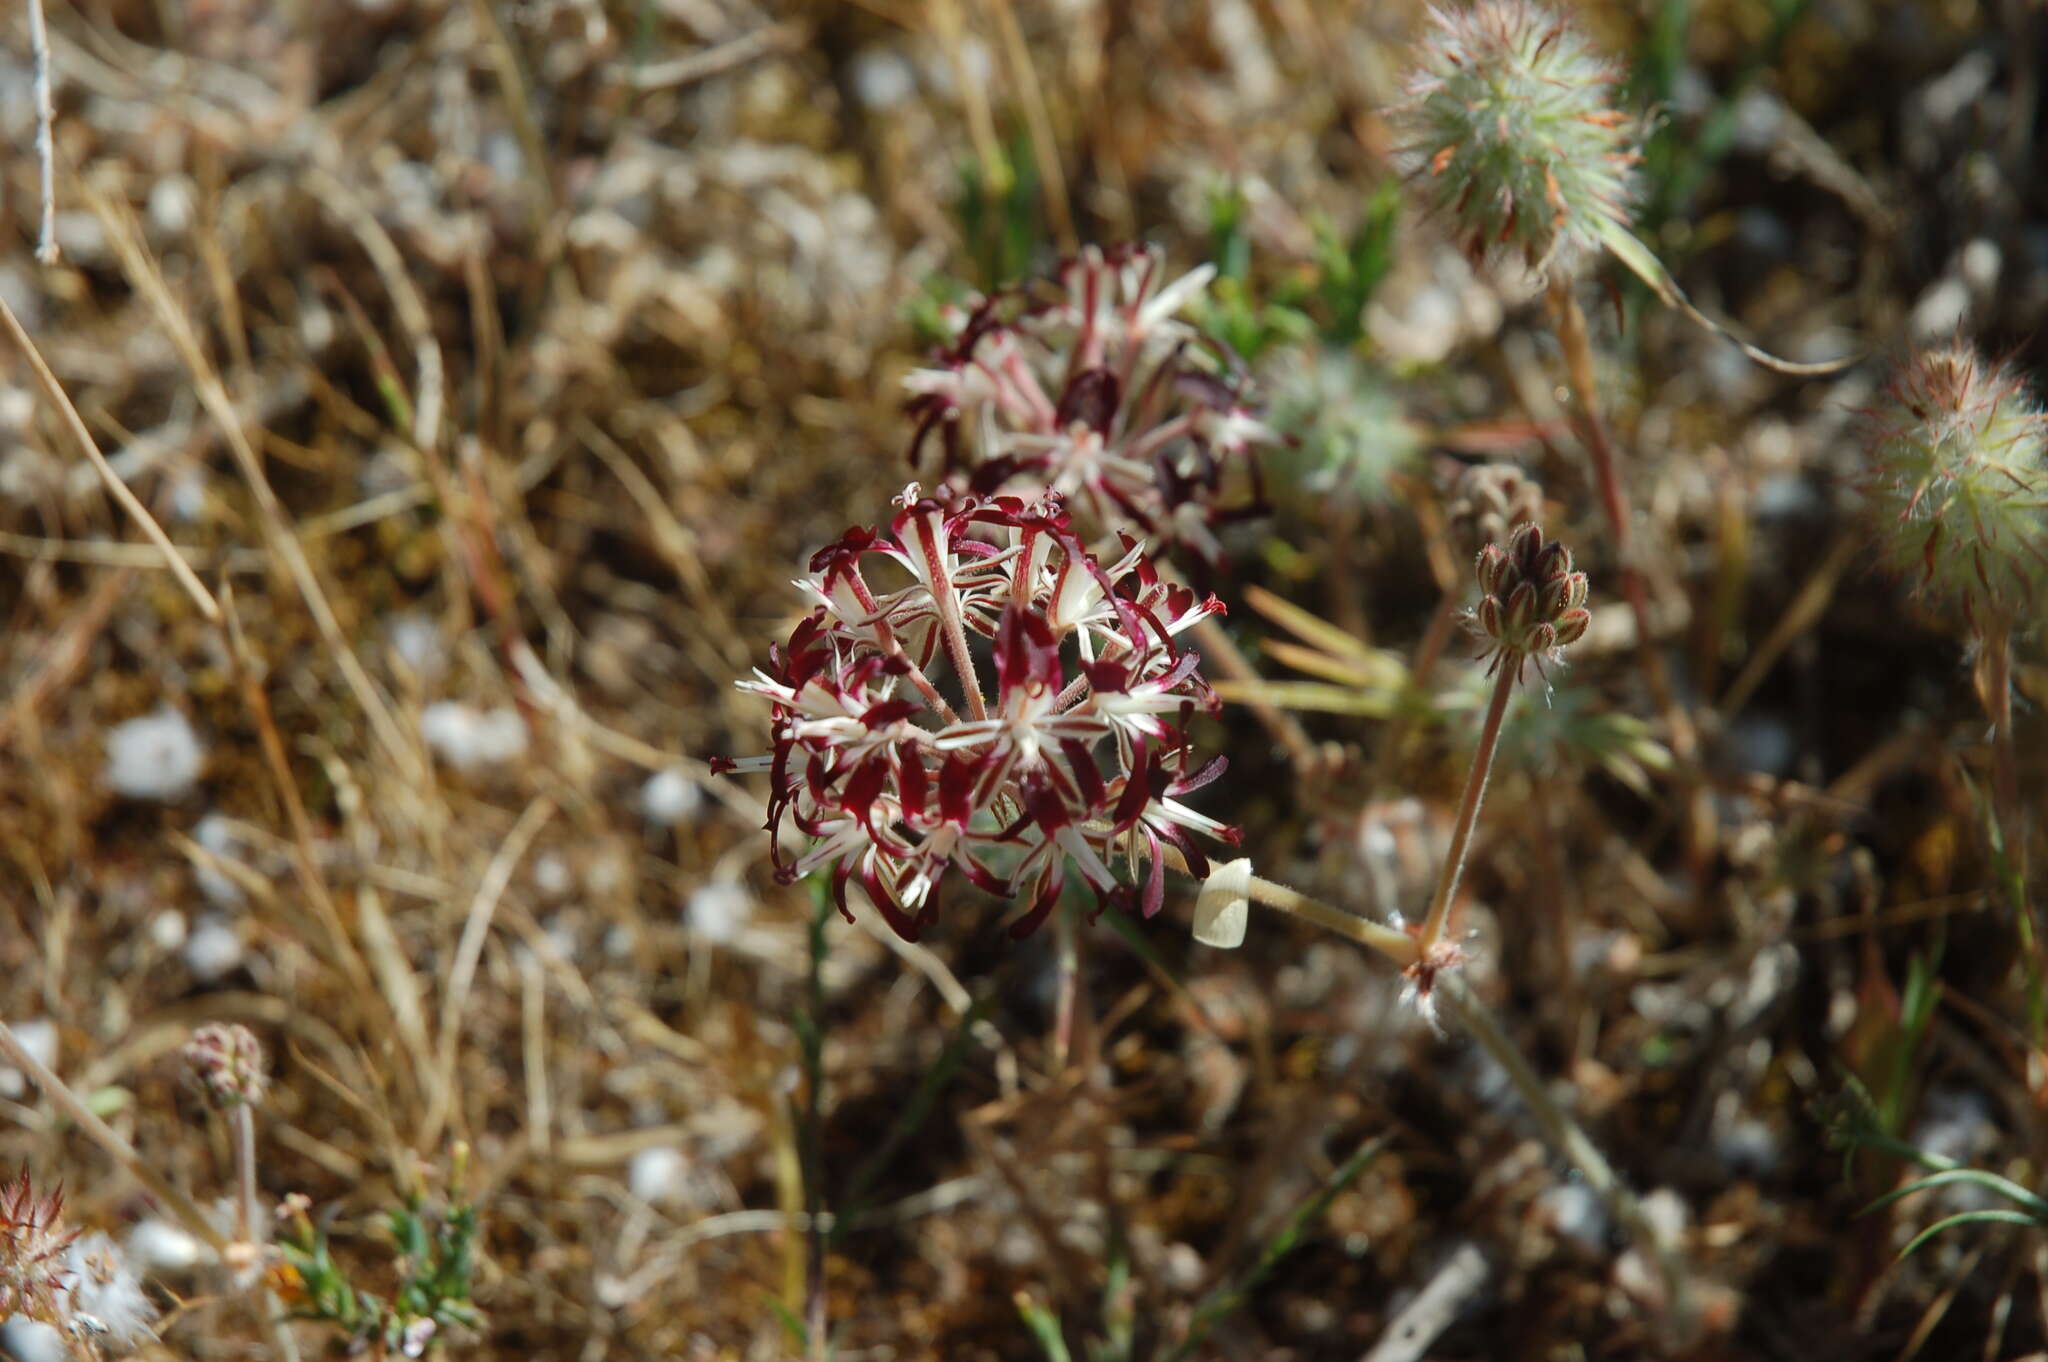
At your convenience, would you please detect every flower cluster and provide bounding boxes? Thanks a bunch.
[715,485,1238,940]
[904,243,1276,569]
[1391,0,1639,277]
[184,1023,267,1108]
[1471,522,1591,674]
[1448,462,1544,554]
[1861,343,2048,620]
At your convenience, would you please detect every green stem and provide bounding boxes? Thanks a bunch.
[1246,873,1419,966]
[1436,980,1691,1330]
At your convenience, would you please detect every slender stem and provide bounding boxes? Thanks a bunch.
[1161,844,1417,966]
[1984,613,2023,860]
[1436,980,1691,1331]
[1245,873,1419,966]
[1415,660,1517,954]
[0,1020,230,1255]
[1052,902,1080,1072]
[1545,282,1696,765]
[940,600,988,722]
[1979,612,2039,1034]
[231,1105,259,1248]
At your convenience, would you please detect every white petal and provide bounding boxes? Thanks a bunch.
[1193,857,1252,949]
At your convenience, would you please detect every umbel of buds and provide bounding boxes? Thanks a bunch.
[1472,522,1591,675]
[1448,462,1544,553]
[1391,0,1638,277]
[1861,343,2048,620]
[184,1023,267,1108]
[715,486,1238,940]
[904,243,1276,569]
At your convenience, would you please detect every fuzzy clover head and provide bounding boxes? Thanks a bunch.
[715,486,1238,940]
[904,243,1276,572]
[1392,0,1640,278]
[1861,343,2048,622]
[0,1168,79,1332]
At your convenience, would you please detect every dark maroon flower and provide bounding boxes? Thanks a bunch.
[904,244,1276,569]
[719,485,1237,939]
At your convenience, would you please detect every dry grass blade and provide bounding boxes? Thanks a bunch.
[0,291,220,622]
[79,172,421,777]
[424,795,556,1147]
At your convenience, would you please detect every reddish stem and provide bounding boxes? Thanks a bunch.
[1416,659,1518,953]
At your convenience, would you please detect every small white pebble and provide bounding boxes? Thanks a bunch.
[167,467,208,524]
[148,910,188,952]
[146,176,197,236]
[385,613,448,682]
[1910,276,1971,340]
[1537,1181,1609,1253]
[183,916,244,983]
[127,1217,207,1275]
[420,701,528,772]
[603,923,636,959]
[192,812,244,908]
[532,852,573,900]
[639,768,704,826]
[0,1018,56,1100]
[627,1146,694,1206]
[1161,1242,1206,1292]
[1961,238,2002,293]
[1715,1115,1782,1177]
[0,1317,69,1362]
[850,47,916,110]
[684,882,754,945]
[104,708,205,801]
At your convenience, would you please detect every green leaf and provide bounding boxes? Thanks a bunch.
[1597,221,1852,376]
[1016,1293,1074,1362]
[1897,1209,2043,1261]
[1859,1168,2048,1219]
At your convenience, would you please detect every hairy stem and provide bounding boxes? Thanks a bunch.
[1163,844,1417,965]
[1415,659,1517,955]
[1245,873,1421,966]
[1979,612,2040,1032]
[1546,282,1697,766]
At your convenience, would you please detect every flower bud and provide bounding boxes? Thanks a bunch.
[1504,581,1538,635]
[1475,543,1509,595]
[183,1023,266,1108]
